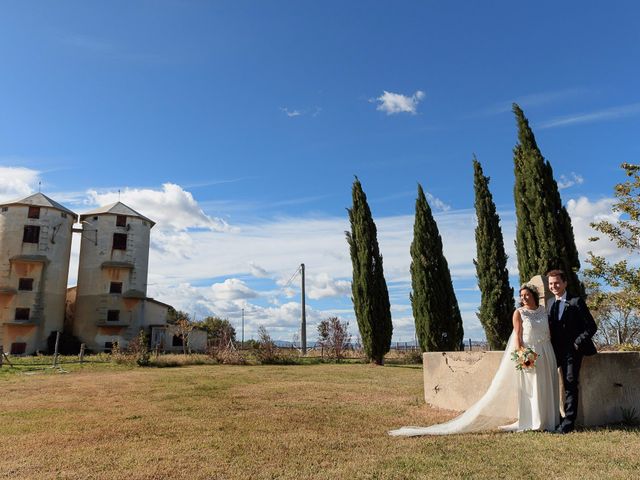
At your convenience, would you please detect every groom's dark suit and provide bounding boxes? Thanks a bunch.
[548,293,597,432]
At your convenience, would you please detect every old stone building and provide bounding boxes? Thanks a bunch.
[0,195,175,355]
[72,202,171,352]
[0,193,77,354]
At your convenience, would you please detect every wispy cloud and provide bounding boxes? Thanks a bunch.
[280,107,302,117]
[557,172,584,190]
[372,90,425,115]
[279,106,322,118]
[480,88,590,116]
[539,102,640,129]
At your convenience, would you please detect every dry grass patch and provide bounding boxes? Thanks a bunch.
[1,364,639,479]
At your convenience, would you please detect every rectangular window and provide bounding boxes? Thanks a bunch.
[15,308,30,321]
[172,335,184,347]
[116,215,127,227]
[109,282,123,294]
[104,341,113,353]
[18,278,34,291]
[61,212,67,218]
[1,207,7,212]
[112,233,127,250]
[23,225,40,243]
[28,206,40,219]
[107,310,120,322]
[11,342,27,355]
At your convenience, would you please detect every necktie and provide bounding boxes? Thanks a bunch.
[551,300,560,322]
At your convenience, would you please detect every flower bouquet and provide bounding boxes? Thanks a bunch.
[510,346,539,371]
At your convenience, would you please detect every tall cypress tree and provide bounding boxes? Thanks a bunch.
[346,177,393,365]
[473,157,514,349]
[410,184,463,351]
[512,104,583,296]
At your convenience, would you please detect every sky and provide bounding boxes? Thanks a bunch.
[1,1,638,344]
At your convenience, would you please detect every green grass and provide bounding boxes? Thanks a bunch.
[0,363,638,479]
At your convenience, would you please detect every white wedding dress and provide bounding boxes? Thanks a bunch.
[389,305,559,436]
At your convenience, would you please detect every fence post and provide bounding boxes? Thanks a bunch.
[468,338,472,351]
[0,346,3,367]
[79,343,85,364]
[53,331,61,368]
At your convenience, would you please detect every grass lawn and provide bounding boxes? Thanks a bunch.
[1,362,638,479]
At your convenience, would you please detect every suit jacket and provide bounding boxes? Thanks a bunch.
[548,294,598,359]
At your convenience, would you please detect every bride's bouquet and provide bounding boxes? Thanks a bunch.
[510,346,539,371]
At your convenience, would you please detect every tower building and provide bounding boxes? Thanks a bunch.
[0,193,77,354]
[72,202,160,351]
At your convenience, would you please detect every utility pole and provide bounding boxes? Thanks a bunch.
[301,263,306,355]
[241,308,245,348]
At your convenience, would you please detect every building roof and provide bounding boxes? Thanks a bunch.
[79,201,155,227]
[0,192,77,217]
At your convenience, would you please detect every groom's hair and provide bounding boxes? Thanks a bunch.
[546,269,567,282]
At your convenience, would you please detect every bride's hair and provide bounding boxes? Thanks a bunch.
[519,284,539,307]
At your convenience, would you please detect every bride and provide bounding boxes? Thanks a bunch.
[389,284,559,436]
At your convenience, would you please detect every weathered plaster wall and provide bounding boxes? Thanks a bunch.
[423,350,640,427]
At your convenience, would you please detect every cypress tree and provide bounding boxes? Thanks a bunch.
[512,104,583,296]
[346,177,393,364]
[473,157,515,349]
[410,184,463,351]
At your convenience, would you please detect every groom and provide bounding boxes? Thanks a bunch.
[547,269,598,434]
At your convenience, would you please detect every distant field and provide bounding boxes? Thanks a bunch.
[1,363,639,479]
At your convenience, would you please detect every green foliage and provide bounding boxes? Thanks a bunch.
[410,184,463,351]
[133,330,150,366]
[346,177,393,364]
[584,163,640,345]
[202,316,237,347]
[512,104,583,296]
[472,158,514,349]
[166,308,190,325]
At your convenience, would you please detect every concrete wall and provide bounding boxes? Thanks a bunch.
[423,350,640,427]
[0,204,75,353]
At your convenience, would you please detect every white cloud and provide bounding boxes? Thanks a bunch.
[373,90,425,115]
[426,192,451,212]
[87,183,228,233]
[306,272,351,300]
[86,183,230,258]
[210,278,258,301]
[249,262,270,278]
[566,196,624,262]
[0,166,40,201]
[279,107,302,117]
[558,172,584,190]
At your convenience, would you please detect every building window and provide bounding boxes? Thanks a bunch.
[104,341,113,353]
[112,233,127,250]
[61,212,67,218]
[11,342,27,355]
[109,282,123,294]
[107,310,120,322]
[116,215,127,227]
[15,308,30,321]
[1,207,7,212]
[93,216,98,221]
[23,225,40,243]
[18,278,34,291]
[28,206,40,219]
[172,335,184,347]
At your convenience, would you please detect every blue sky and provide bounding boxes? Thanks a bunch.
[1,1,638,343]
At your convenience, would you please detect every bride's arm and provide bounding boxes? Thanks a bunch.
[512,309,523,350]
